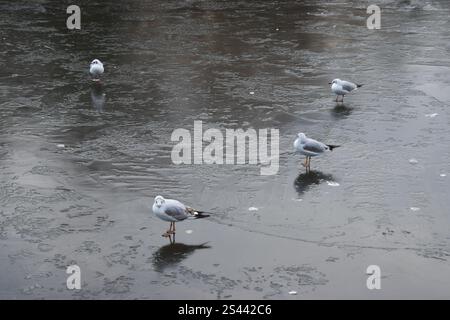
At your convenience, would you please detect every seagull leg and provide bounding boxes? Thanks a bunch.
[167,222,176,235]
[163,222,175,237]
[307,156,311,171]
[162,223,171,237]
[302,157,307,167]
[169,222,174,234]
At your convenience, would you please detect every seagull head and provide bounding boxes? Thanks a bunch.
[297,132,306,141]
[154,195,165,208]
[90,59,102,66]
[329,79,340,85]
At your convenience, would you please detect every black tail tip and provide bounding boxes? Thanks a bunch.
[357,84,363,88]
[195,212,210,219]
[327,145,341,151]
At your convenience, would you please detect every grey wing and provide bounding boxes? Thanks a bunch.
[303,139,327,153]
[164,201,189,221]
[341,81,357,92]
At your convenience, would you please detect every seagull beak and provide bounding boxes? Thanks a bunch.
[328,82,332,84]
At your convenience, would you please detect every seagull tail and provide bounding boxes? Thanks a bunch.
[187,207,212,219]
[192,210,211,219]
[326,144,341,151]
[357,84,363,88]
[193,211,211,219]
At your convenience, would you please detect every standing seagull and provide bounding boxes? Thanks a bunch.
[329,79,362,102]
[152,195,210,237]
[294,133,340,171]
[89,59,104,81]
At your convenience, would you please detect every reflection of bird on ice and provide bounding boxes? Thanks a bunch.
[90,84,106,112]
[152,237,210,272]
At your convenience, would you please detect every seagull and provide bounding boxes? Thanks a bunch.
[293,133,340,171]
[329,79,362,102]
[89,59,104,81]
[152,195,210,237]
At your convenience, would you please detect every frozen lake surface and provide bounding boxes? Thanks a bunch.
[1,0,450,298]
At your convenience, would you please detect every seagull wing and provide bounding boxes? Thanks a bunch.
[303,139,327,153]
[163,200,189,221]
[341,81,357,92]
